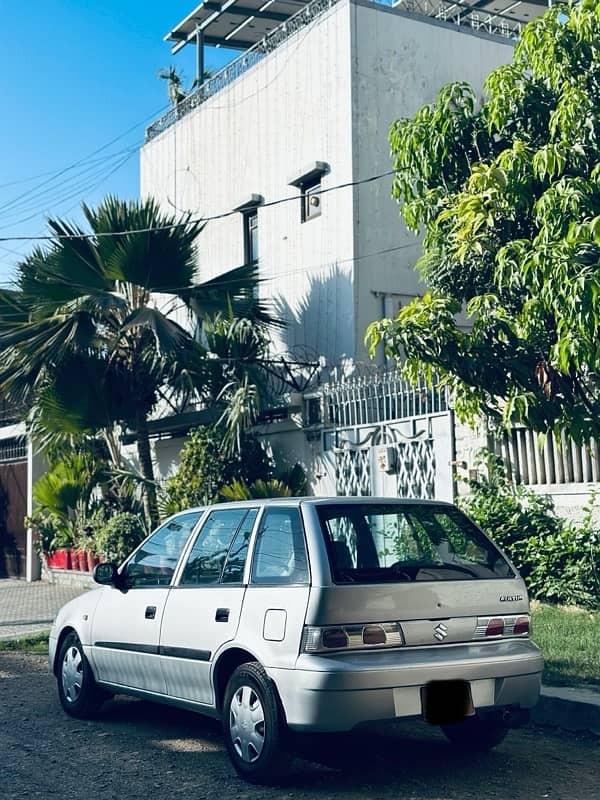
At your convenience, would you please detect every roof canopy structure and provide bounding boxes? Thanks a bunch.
[393,0,551,28]
[165,0,312,53]
[148,0,554,141]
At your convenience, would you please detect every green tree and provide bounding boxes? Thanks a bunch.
[367,1,600,442]
[162,424,272,512]
[0,196,271,527]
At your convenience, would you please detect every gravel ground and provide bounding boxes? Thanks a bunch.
[1,652,599,800]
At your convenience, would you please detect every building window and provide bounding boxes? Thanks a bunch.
[288,161,329,224]
[235,193,263,267]
[243,209,259,264]
[301,178,322,223]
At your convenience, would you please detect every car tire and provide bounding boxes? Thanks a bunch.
[57,632,107,719]
[442,715,509,751]
[222,661,290,784]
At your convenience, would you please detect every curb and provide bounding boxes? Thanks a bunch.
[533,686,600,736]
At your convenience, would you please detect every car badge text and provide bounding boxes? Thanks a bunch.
[500,595,524,602]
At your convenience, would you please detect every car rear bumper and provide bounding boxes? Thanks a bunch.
[269,639,543,732]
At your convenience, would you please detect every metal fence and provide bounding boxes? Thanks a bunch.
[393,0,522,39]
[0,437,27,464]
[320,369,448,428]
[496,427,600,486]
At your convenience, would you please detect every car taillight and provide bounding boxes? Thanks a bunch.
[486,618,505,637]
[513,615,530,635]
[301,622,404,653]
[474,614,530,639]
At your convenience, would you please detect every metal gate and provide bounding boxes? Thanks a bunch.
[319,369,454,501]
[0,438,28,578]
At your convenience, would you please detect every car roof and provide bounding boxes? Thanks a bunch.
[199,497,454,511]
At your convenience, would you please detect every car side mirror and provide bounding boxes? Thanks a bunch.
[93,562,120,587]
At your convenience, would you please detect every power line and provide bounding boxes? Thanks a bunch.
[0,169,397,243]
[0,11,326,229]
[0,150,138,232]
[0,239,419,300]
[0,103,172,226]
[0,4,343,240]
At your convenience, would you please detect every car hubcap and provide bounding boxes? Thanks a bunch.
[229,685,265,763]
[61,645,83,703]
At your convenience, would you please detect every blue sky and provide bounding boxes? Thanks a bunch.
[0,1,236,281]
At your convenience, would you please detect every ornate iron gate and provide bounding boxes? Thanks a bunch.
[320,369,453,501]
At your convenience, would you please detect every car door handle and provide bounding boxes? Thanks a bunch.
[215,608,230,623]
[145,606,157,620]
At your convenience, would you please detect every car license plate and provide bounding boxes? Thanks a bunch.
[421,680,475,725]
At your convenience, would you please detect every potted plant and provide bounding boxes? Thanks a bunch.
[27,512,73,569]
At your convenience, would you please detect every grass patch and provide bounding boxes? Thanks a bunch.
[0,632,49,654]
[531,603,600,687]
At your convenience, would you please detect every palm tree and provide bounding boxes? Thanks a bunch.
[0,196,272,527]
[158,67,187,106]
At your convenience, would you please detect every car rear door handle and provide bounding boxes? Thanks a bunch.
[145,606,157,620]
[215,608,230,623]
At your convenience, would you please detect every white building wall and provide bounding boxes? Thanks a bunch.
[141,1,356,365]
[139,0,518,502]
[349,2,515,360]
[141,0,515,366]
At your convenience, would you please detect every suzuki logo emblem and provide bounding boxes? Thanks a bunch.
[433,623,448,642]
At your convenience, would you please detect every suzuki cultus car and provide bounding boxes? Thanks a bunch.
[49,498,543,782]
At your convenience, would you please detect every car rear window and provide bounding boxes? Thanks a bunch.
[316,503,514,583]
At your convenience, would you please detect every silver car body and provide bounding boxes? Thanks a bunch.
[49,498,543,732]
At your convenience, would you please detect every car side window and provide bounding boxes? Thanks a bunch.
[221,508,258,584]
[251,507,309,585]
[180,508,250,585]
[124,512,201,588]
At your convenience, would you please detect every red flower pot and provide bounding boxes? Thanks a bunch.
[85,551,97,572]
[50,548,72,570]
[72,550,85,571]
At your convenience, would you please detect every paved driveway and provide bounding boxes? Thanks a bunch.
[0,579,88,639]
[1,652,598,800]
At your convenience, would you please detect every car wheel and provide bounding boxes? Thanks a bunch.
[222,661,289,784]
[442,714,509,751]
[57,632,106,719]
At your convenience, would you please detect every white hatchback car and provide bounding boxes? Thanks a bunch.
[49,498,543,782]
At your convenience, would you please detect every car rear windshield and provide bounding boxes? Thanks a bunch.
[316,503,514,583]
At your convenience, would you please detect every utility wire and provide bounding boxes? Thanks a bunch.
[0,169,397,243]
[0,151,138,232]
[0,240,419,299]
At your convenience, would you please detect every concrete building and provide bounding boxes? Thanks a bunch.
[138,0,541,497]
[141,0,534,367]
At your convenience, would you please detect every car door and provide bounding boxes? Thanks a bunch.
[235,506,311,671]
[159,507,258,706]
[90,511,202,694]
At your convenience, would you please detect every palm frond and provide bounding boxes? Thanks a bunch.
[84,196,203,291]
[217,376,260,455]
[185,262,282,327]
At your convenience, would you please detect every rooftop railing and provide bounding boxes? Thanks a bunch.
[146,0,342,141]
[145,0,523,142]
[394,0,523,40]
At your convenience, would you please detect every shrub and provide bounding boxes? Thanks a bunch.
[94,512,146,564]
[460,450,600,609]
[162,424,272,513]
[220,463,308,501]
